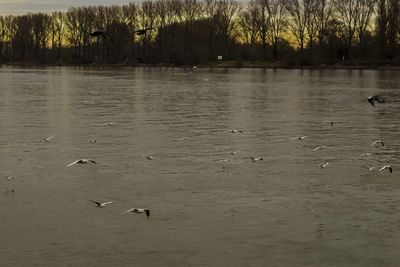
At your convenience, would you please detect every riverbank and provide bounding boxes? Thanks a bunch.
[3,60,400,70]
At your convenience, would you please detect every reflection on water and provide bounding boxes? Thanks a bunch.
[1,66,400,266]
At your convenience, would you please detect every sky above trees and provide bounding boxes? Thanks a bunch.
[0,0,133,14]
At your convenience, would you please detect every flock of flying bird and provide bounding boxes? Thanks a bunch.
[90,27,155,63]
[1,72,394,219]
[289,94,394,173]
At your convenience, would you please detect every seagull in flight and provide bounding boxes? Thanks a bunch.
[379,165,393,173]
[244,157,263,162]
[124,208,151,218]
[90,200,113,207]
[320,162,329,168]
[290,136,307,140]
[67,159,97,167]
[367,95,385,107]
[42,134,55,142]
[4,176,15,181]
[224,129,244,133]
[177,137,189,141]
[102,122,114,126]
[371,140,384,147]
[322,120,334,126]
[88,139,97,143]
[146,155,155,160]
[313,146,329,151]
[230,150,240,155]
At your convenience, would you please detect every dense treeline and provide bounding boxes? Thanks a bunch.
[0,0,399,65]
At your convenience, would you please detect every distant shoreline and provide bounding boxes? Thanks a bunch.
[3,60,400,71]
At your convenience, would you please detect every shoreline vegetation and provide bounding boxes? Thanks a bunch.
[1,0,400,68]
[4,60,400,71]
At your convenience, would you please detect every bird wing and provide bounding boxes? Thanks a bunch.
[102,201,113,206]
[378,166,387,172]
[124,208,136,214]
[47,134,55,140]
[145,209,150,218]
[313,147,320,151]
[67,160,79,167]
[90,200,101,206]
[375,96,385,103]
[371,141,377,146]
[89,160,97,164]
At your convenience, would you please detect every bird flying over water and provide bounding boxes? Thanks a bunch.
[67,159,97,167]
[379,165,393,173]
[290,136,307,140]
[224,129,244,133]
[367,95,385,107]
[4,176,15,181]
[135,27,155,35]
[42,134,55,142]
[124,208,150,218]
[313,146,329,151]
[322,120,334,126]
[371,140,384,147]
[320,162,329,168]
[244,157,263,162]
[90,30,111,41]
[90,200,113,207]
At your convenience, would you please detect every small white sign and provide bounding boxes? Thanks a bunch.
[217,56,223,60]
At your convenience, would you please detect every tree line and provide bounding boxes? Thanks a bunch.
[0,0,399,66]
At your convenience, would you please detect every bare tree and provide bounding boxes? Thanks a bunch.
[355,0,376,50]
[266,0,287,60]
[216,0,242,58]
[332,0,359,60]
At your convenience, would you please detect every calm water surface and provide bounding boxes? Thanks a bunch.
[1,66,400,266]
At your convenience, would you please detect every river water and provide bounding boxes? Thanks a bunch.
[1,66,400,266]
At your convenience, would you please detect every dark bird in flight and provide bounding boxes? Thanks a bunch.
[135,27,155,36]
[133,57,145,63]
[90,30,111,41]
[90,200,113,207]
[367,95,385,107]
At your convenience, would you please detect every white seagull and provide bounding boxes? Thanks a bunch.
[224,129,244,133]
[244,157,263,162]
[371,140,384,147]
[230,150,240,155]
[102,122,114,126]
[42,134,55,142]
[379,165,393,173]
[90,200,113,207]
[4,176,15,181]
[124,208,151,218]
[146,156,155,160]
[67,159,97,167]
[320,162,329,168]
[313,146,329,151]
[290,136,307,140]
[322,120,334,126]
